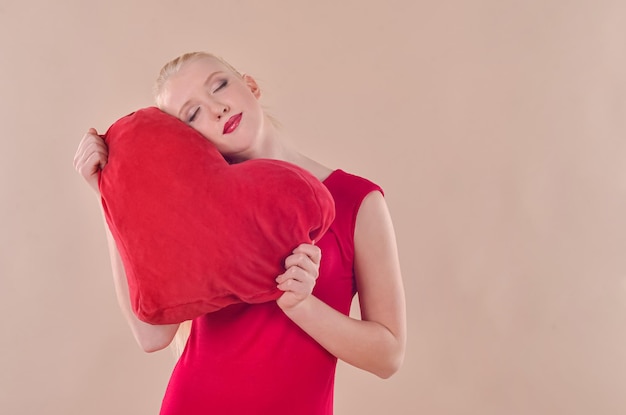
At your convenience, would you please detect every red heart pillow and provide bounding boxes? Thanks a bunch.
[99,107,335,324]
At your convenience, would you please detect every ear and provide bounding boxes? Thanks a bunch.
[242,74,261,99]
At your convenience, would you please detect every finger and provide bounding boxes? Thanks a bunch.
[277,263,319,286]
[74,130,106,161]
[82,134,108,156]
[77,151,107,178]
[284,253,318,278]
[292,243,322,264]
[276,276,298,292]
[74,137,108,171]
[276,266,303,284]
[288,244,322,268]
[276,274,312,295]
[75,147,105,174]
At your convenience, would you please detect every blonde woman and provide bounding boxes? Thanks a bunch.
[74,52,406,415]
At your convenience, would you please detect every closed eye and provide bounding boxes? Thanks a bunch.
[188,107,200,123]
[213,80,228,93]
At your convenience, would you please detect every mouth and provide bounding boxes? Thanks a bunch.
[223,113,242,135]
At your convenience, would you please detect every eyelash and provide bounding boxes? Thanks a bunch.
[188,108,200,123]
[214,80,228,92]
[187,79,229,123]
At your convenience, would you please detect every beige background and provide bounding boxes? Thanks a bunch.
[1,0,625,414]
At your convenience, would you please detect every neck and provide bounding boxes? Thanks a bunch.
[229,114,297,162]
[228,115,332,181]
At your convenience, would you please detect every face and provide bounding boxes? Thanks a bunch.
[159,56,266,160]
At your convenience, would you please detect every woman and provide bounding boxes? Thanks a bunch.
[74,52,406,415]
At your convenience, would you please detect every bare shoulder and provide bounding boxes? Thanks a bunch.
[357,190,392,233]
[354,189,399,272]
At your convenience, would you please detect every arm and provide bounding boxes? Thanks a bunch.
[75,129,179,353]
[279,191,406,378]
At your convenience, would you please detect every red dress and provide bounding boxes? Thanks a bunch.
[159,170,383,415]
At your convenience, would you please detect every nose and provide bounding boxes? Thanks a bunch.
[211,101,229,119]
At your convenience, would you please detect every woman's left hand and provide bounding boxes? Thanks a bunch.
[276,243,321,311]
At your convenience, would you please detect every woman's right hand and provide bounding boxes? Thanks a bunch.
[75,128,180,352]
[73,128,108,194]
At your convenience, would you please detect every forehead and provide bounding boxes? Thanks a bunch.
[176,56,228,81]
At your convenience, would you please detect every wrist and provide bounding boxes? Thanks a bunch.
[279,295,316,319]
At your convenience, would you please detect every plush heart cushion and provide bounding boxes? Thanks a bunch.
[99,107,335,324]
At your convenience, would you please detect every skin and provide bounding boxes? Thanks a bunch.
[73,55,406,378]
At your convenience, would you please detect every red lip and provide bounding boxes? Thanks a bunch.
[223,113,242,134]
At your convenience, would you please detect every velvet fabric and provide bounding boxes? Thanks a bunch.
[99,107,335,324]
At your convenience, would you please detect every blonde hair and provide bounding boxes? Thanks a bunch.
[172,320,192,357]
[153,51,243,109]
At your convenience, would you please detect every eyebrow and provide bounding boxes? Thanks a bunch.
[177,71,225,120]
